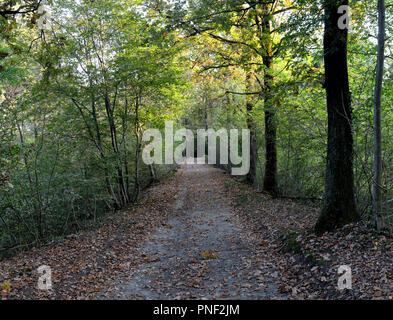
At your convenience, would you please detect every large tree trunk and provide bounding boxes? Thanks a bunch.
[315,0,360,234]
[373,0,386,230]
[263,95,278,195]
[245,74,258,187]
[246,101,258,187]
[260,5,278,196]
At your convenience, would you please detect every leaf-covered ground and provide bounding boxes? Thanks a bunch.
[226,178,393,300]
[0,162,392,300]
[97,162,286,300]
[0,170,181,299]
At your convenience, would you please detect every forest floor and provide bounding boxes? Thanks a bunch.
[0,161,392,300]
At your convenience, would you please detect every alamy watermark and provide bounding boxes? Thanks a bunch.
[337,265,352,290]
[338,5,352,30]
[37,265,52,290]
[142,121,250,175]
[37,0,52,31]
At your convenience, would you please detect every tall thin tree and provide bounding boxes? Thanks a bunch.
[373,0,386,230]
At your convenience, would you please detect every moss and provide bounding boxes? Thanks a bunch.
[281,231,302,254]
[305,253,318,265]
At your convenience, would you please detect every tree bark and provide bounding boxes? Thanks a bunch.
[149,164,158,182]
[260,5,278,196]
[132,94,141,202]
[315,0,360,234]
[373,0,386,230]
[245,74,258,187]
[104,92,129,206]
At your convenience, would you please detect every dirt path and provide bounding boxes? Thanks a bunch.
[106,160,285,299]
[1,159,391,300]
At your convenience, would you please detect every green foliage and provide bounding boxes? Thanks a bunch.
[0,0,184,257]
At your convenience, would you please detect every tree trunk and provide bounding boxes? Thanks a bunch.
[373,0,386,231]
[149,164,158,182]
[315,0,360,234]
[92,99,120,209]
[133,95,141,202]
[104,93,129,206]
[245,74,258,187]
[226,94,232,174]
[122,97,131,199]
[263,99,278,195]
[260,5,278,196]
